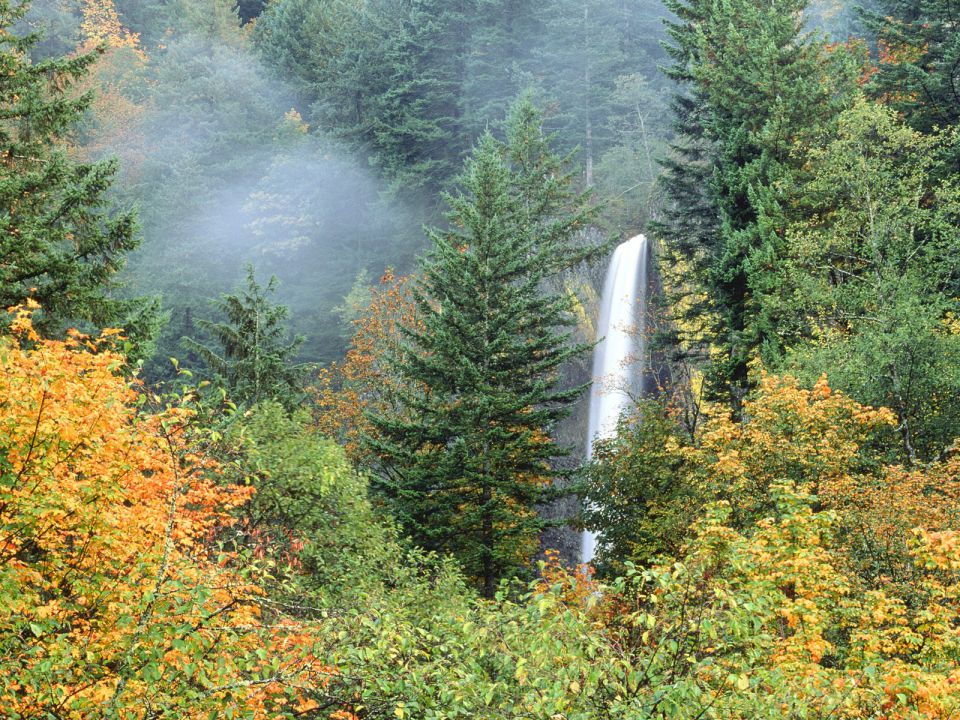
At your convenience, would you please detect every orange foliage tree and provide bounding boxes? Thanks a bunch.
[313,269,421,463]
[69,0,148,176]
[0,303,335,718]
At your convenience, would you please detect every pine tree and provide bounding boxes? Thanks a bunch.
[0,0,145,337]
[184,265,306,410]
[366,100,599,597]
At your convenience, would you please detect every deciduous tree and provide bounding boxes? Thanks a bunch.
[0,304,333,717]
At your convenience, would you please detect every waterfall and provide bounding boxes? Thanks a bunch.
[582,235,650,564]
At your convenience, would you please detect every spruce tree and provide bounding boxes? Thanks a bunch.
[0,0,145,337]
[371,0,473,199]
[366,100,599,597]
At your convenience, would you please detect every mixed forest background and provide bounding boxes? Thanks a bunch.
[4,0,960,717]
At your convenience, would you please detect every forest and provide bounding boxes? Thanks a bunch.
[3,0,960,717]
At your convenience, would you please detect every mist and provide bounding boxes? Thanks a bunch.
[34,0,678,380]
[51,12,424,377]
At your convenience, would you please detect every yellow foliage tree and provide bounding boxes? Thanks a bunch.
[571,376,960,717]
[79,0,140,51]
[0,304,332,718]
[69,0,148,174]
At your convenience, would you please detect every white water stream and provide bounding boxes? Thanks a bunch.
[581,235,650,564]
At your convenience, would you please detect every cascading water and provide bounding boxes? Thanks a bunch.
[582,234,650,564]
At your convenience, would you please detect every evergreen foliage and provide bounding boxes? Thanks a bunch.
[254,0,671,204]
[531,0,667,188]
[366,100,600,596]
[255,0,469,203]
[656,0,856,411]
[0,0,148,339]
[184,266,306,410]
[864,0,960,136]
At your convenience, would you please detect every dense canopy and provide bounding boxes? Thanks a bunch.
[3,0,960,717]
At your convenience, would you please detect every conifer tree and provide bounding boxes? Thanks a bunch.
[256,0,472,203]
[366,100,599,597]
[532,0,663,188]
[864,0,960,136]
[656,0,855,412]
[371,0,472,199]
[184,266,305,410]
[0,0,145,337]
[460,0,541,143]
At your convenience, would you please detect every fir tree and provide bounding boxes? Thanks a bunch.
[460,0,541,143]
[184,266,306,410]
[0,0,146,337]
[656,0,855,412]
[532,0,664,188]
[372,0,473,198]
[366,100,599,597]
[257,0,471,203]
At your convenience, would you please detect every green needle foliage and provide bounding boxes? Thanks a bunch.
[184,265,306,410]
[864,0,960,137]
[366,99,600,597]
[0,0,150,339]
[656,0,856,412]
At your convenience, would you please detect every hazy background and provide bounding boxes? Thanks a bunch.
[20,0,864,379]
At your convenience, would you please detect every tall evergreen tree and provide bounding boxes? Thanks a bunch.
[256,0,473,202]
[532,0,666,188]
[460,0,541,143]
[255,0,672,207]
[366,100,600,597]
[656,0,855,411]
[370,0,473,199]
[0,0,147,338]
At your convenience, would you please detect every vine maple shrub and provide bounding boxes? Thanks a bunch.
[0,303,331,718]
[313,269,421,463]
